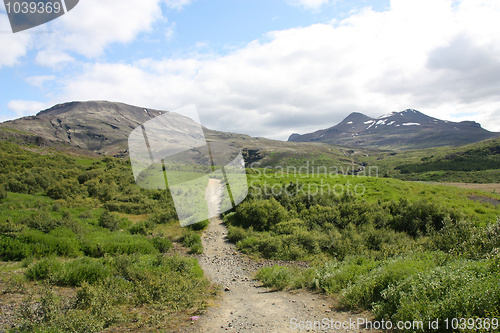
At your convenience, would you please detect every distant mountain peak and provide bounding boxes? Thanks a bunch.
[288,109,500,149]
[343,112,371,121]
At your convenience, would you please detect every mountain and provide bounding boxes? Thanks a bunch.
[288,109,500,149]
[0,101,169,156]
[0,101,362,169]
[0,101,257,157]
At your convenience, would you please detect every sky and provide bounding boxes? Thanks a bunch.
[1,0,500,140]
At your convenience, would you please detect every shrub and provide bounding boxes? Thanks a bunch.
[25,257,63,281]
[0,184,7,202]
[256,265,294,290]
[182,231,201,248]
[181,231,203,254]
[98,210,120,231]
[19,210,60,233]
[82,233,157,257]
[149,236,172,253]
[0,235,30,261]
[227,225,248,243]
[188,219,209,231]
[233,198,288,231]
[189,242,204,254]
[128,220,154,235]
[387,199,461,237]
[271,218,307,235]
[340,253,445,310]
[148,209,176,224]
[374,260,499,331]
[312,257,379,295]
[46,179,88,200]
[18,228,81,258]
[60,257,114,286]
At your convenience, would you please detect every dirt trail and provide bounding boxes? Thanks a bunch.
[181,179,377,333]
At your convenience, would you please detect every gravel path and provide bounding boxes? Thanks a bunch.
[181,179,379,333]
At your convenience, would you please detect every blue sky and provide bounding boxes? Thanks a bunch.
[1,0,500,139]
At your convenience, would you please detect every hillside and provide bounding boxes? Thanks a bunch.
[288,109,500,149]
[0,101,368,170]
[1,120,500,331]
[361,137,500,183]
[1,101,498,184]
[0,101,167,156]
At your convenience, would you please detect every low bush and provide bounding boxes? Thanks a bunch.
[340,253,447,309]
[149,236,172,253]
[256,265,295,290]
[25,257,62,281]
[374,260,500,332]
[311,257,379,295]
[25,257,113,287]
[0,235,29,261]
[189,242,204,254]
[18,228,81,258]
[128,220,155,235]
[232,198,288,231]
[227,225,249,243]
[98,210,120,231]
[0,184,7,202]
[188,219,209,231]
[20,262,204,333]
[19,210,60,233]
[81,232,157,257]
[182,231,201,248]
[181,231,203,254]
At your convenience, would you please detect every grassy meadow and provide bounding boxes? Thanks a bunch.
[1,137,499,332]
[230,166,500,332]
[0,142,213,332]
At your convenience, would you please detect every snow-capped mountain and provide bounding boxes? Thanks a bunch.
[288,109,500,149]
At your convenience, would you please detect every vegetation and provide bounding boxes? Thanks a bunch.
[1,136,500,332]
[17,255,215,332]
[0,141,215,332]
[361,137,500,183]
[238,171,500,331]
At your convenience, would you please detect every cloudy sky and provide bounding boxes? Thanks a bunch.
[1,0,500,140]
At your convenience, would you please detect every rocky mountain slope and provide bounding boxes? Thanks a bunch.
[0,101,167,156]
[288,109,500,149]
[0,101,359,168]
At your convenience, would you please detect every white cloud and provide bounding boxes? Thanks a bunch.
[165,22,176,41]
[35,50,74,68]
[0,15,31,68]
[287,0,331,10]
[46,0,500,138]
[7,100,46,117]
[163,0,193,10]
[35,0,165,59]
[1,0,190,68]
[26,75,57,88]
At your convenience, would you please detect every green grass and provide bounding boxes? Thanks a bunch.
[17,255,216,332]
[247,170,500,224]
[0,141,214,332]
[2,135,500,332]
[360,137,500,183]
[246,162,500,332]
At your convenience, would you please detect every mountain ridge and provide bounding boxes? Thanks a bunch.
[0,101,352,169]
[288,109,499,149]
[0,101,168,156]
